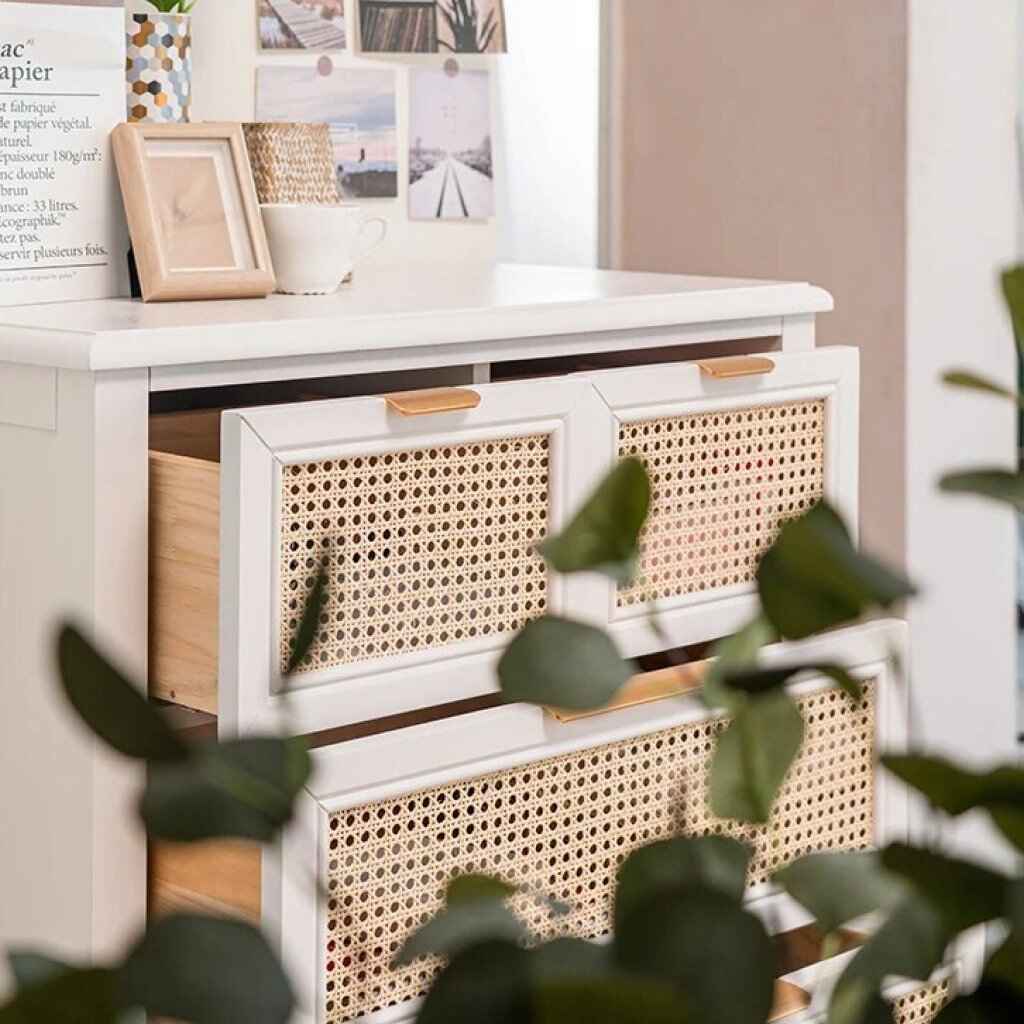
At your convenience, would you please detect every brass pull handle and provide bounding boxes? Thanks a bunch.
[546,663,706,723]
[384,388,482,416]
[698,355,776,379]
[769,981,812,1022]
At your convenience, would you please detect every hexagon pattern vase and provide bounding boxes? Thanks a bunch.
[126,13,192,124]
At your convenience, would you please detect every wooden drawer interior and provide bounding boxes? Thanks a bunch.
[150,411,222,713]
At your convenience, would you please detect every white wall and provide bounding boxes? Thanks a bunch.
[905,0,1020,852]
[495,0,602,267]
[128,0,604,271]
[133,0,499,268]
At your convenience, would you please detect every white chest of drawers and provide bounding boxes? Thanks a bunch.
[0,264,840,987]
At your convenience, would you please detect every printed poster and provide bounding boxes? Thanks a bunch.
[0,1,127,306]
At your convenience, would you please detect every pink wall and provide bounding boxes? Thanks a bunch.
[606,0,909,564]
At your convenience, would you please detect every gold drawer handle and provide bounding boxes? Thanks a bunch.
[770,981,812,1022]
[545,662,706,723]
[698,355,776,379]
[384,388,482,416]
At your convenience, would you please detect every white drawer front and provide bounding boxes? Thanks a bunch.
[265,621,907,1024]
[219,377,603,737]
[576,348,860,656]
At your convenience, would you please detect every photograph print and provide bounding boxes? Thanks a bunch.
[358,0,505,54]
[259,0,346,51]
[359,0,437,53]
[256,66,398,200]
[437,0,506,54]
[408,68,493,221]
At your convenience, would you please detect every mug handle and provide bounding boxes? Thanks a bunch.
[353,217,388,266]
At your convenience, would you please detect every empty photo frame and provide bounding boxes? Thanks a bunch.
[112,123,276,302]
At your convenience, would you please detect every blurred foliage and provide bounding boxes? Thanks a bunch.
[8,271,1024,1023]
[0,572,326,1024]
[415,265,1024,1023]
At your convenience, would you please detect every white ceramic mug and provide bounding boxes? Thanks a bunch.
[260,204,388,295]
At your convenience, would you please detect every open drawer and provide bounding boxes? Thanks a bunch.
[248,620,906,1024]
[149,377,600,736]
[575,347,859,656]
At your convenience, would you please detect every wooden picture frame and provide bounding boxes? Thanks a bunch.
[111,123,275,302]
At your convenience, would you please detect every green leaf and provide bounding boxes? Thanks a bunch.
[119,914,294,1024]
[416,941,532,1024]
[615,887,774,1024]
[828,899,948,1024]
[942,370,1024,407]
[1002,266,1024,354]
[828,845,1010,1024]
[0,967,121,1024]
[531,938,611,983]
[939,470,1024,511]
[56,625,187,764]
[498,616,633,711]
[614,836,751,931]
[718,662,863,702]
[702,616,777,711]
[534,975,691,1024]
[709,689,804,824]
[880,844,1009,932]
[882,755,1024,852]
[285,562,329,675]
[394,900,526,967]
[984,932,1024,994]
[7,953,72,992]
[774,851,907,935]
[828,988,892,1024]
[756,503,915,640]
[141,737,311,843]
[538,458,651,584]
[446,874,518,906]
[935,987,1024,1024]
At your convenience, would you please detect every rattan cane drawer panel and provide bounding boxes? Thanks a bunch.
[618,399,826,608]
[149,430,552,714]
[280,434,551,675]
[890,978,954,1024]
[322,683,876,1024]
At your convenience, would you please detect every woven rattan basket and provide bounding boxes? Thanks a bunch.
[243,122,340,206]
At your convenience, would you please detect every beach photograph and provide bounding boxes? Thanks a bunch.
[256,66,398,200]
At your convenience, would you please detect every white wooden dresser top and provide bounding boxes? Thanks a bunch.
[0,264,832,374]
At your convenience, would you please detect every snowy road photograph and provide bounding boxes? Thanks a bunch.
[408,68,493,220]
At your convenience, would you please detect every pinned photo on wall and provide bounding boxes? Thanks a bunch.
[359,0,437,53]
[408,68,493,221]
[256,65,398,199]
[259,0,347,51]
[437,0,506,54]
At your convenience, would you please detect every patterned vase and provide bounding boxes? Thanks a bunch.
[126,12,192,123]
